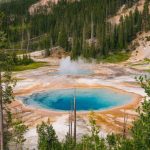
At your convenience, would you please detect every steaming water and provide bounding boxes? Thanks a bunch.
[21,88,133,111]
[52,57,93,75]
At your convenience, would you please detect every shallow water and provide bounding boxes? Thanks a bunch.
[21,88,133,111]
[50,69,93,76]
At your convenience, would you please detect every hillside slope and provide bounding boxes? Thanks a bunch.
[29,0,58,14]
[29,0,77,14]
[128,31,150,62]
[107,0,150,63]
[0,0,150,62]
[108,0,146,25]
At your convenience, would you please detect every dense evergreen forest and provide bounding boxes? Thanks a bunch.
[0,0,150,59]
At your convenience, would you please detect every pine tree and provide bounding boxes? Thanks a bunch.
[118,16,124,49]
[37,121,60,150]
[57,27,68,50]
[143,0,150,31]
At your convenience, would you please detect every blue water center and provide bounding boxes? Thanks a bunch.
[21,88,133,111]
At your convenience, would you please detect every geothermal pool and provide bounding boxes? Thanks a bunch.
[51,56,93,76]
[21,88,133,111]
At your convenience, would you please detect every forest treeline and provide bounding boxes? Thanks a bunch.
[0,0,150,59]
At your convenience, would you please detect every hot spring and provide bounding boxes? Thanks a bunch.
[21,88,133,111]
[50,57,93,76]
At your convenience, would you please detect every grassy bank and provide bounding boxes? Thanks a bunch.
[97,52,131,63]
[14,62,48,71]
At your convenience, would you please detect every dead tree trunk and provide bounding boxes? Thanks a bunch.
[91,12,94,40]
[82,25,86,50]
[27,30,30,52]
[123,109,128,139]
[74,89,76,144]
[0,71,4,150]
[69,98,73,139]
[21,18,24,51]
[69,111,71,137]
[70,99,73,138]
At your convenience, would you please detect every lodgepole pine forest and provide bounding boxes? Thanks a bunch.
[0,0,150,59]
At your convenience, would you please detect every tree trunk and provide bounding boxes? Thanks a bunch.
[69,111,71,137]
[27,30,30,52]
[82,25,85,50]
[74,89,76,144]
[21,18,24,51]
[70,102,73,138]
[91,12,94,40]
[0,71,4,150]
[123,109,128,139]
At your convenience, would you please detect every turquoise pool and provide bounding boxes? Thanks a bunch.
[21,88,133,111]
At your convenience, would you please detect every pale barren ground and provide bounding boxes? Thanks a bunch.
[128,31,150,62]
[9,52,148,149]
[11,26,150,148]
